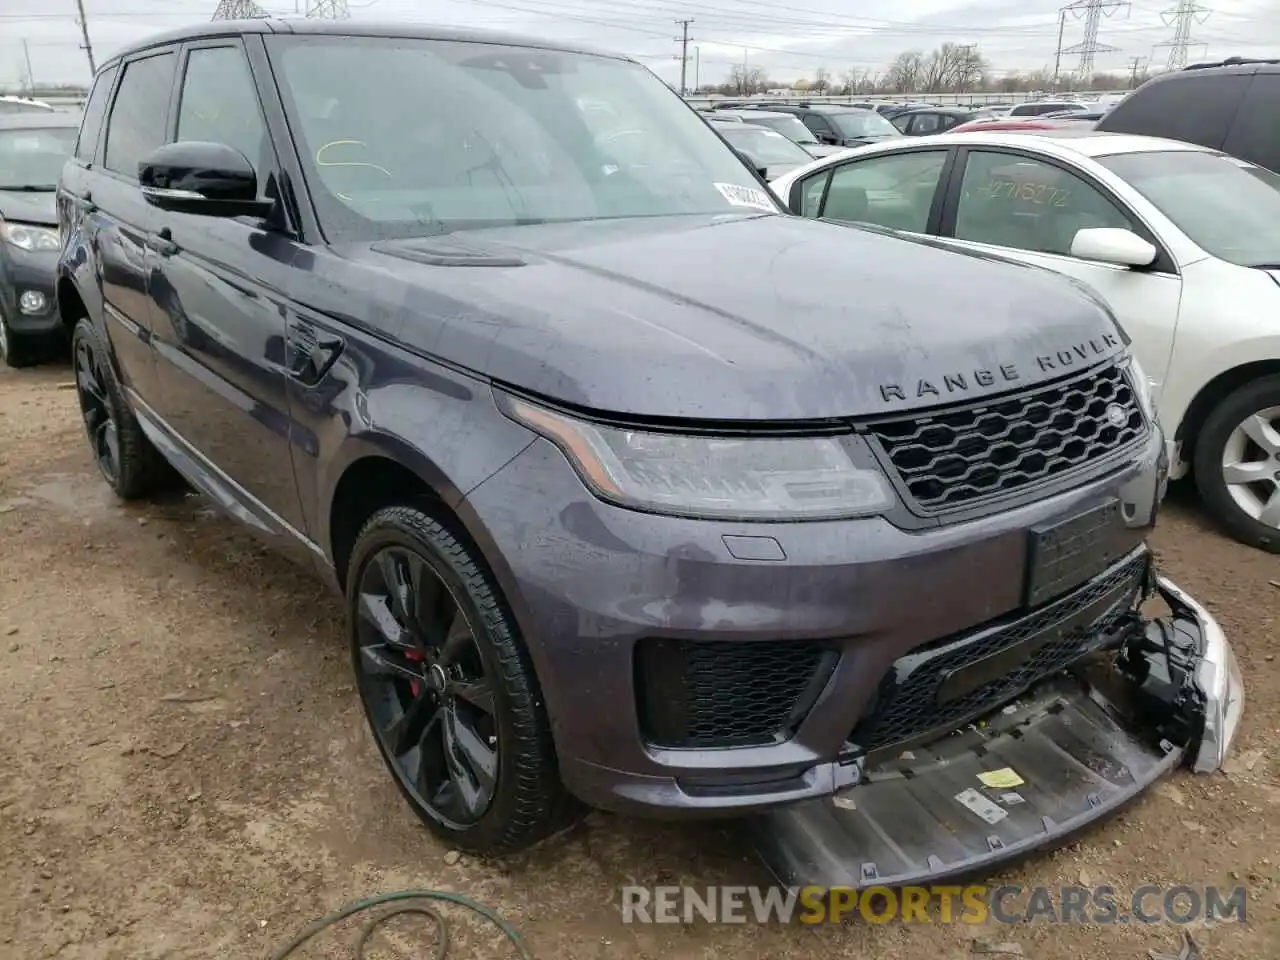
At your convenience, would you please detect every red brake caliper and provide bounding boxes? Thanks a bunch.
[405,649,424,696]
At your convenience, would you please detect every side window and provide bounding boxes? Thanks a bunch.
[953,151,1133,257]
[891,114,912,133]
[103,53,176,179]
[912,114,942,134]
[818,151,947,232]
[74,64,118,163]
[1098,72,1249,150]
[803,115,834,137]
[1221,74,1280,173]
[177,45,271,196]
[797,171,829,216]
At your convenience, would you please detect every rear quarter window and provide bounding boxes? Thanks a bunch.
[1221,72,1280,173]
[1097,71,1250,150]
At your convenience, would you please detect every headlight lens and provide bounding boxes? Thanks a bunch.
[503,396,896,520]
[0,221,59,252]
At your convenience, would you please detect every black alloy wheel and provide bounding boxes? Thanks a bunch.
[348,506,573,852]
[74,334,121,486]
[355,543,499,827]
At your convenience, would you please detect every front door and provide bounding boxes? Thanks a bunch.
[147,39,308,550]
[939,147,1183,398]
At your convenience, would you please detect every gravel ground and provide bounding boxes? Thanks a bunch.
[1,361,1278,960]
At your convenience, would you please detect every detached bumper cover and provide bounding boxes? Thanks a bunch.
[753,577,1242,890]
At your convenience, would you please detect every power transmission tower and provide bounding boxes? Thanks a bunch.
[211,0,268,18]
[1062,0,1128,80]
[73,0,95,74]
[674,19,694,96]
[1153,0,1211,70]
[306,0,351,17]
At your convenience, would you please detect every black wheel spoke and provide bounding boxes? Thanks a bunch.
[76,354,104,404]
[358,592,409,648]
[74,339,118,484]
[442,703,497,819]
[384,695,440,757]
[418,575,457,647]
[359,643,423,683]
[436,617,471,667]
[453,678,495,715]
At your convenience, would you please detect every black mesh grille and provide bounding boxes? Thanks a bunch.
[635,638,836,749]
[849,552,1148,756]
[869,364,1145,513]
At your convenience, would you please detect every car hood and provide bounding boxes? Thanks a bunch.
[0,189,56,226]
[336,213,1127,421]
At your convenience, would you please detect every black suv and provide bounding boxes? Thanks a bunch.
[55,20,1240,877]
[1097,57,1280,172]
[758,103,904,147]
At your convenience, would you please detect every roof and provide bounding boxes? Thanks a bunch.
[899,129,1212,159]
[896,106,974,117]
[105,17,625,69]
[716,109,799,120]
[0,112,81,130]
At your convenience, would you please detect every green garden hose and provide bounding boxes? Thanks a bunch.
[270,889,533,960]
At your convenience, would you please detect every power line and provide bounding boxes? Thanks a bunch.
[212,0,268,18]
[1062,0,1129,79]
[1154,0,1211,69]
[675,18,694,96]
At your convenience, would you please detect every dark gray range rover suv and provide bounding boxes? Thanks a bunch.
[56,19,1240,882]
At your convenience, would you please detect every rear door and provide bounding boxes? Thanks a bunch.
[1221,71,1280,172]
[86,50,179,405]
[146,37,308,545]
[936,146,1183,396]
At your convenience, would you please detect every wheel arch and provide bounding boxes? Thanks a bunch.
[1175,359,1280,474]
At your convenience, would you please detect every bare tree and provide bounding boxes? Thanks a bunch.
[813,66,830,94]
[727,63,770,95]
[884,51,925,93]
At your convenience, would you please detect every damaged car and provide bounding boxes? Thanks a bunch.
[55,19,1242,879]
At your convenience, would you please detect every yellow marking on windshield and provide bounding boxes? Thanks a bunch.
[984,178,1070,207]
[316,140,392,178]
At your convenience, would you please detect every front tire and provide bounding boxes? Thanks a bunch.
[1193,375,1280,553]
[0,311,46,369]
[347,505,577,853]
[69,317,172,499]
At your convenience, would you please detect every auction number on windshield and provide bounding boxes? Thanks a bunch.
[984,179,1070,207]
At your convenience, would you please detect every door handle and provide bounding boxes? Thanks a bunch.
[287,332,345,385]
[149,227,179,257]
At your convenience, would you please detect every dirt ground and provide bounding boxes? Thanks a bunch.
[1,361,1277,960]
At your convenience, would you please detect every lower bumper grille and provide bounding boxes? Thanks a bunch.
[635,638,837,749]
[848,551,1150,756]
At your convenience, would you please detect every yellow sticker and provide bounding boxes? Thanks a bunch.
[978,767,1025,789]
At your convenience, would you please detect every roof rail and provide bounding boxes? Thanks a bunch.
[1183,55,1280,71]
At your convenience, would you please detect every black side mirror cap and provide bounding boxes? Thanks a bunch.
[138,141,274,219]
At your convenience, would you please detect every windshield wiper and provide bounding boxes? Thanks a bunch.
[0,184,56,192]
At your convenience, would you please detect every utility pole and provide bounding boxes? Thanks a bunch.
[1126,55,1147,86]
[21,39,34,96]
[1053,9,1066,85]
[1154,0,1211,70]
[695,46,701,92]
[675,19,694,96]
[73,0,95,75]
[1063,0,1128,81]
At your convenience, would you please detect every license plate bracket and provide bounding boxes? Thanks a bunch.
[1024,500,1122,607]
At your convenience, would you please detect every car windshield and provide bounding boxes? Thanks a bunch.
[744,114,818,144]
[0,126,76,189]
[1099,149,1280,267]
[829,110,900,138]
[718,125,813,165]
[268,36,780,240]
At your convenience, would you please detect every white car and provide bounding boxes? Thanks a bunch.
[770,131,1280,552]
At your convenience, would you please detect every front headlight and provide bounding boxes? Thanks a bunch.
[502,395,896,521]
[0,220,59,252]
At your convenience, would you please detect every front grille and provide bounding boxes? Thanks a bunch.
[635,638,836,749]
[868,363,1145,513]
[848,551,1148,756]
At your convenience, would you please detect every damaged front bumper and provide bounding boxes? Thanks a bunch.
[753,576,1244,890]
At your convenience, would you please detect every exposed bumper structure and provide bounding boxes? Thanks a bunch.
[752,576,1242,890]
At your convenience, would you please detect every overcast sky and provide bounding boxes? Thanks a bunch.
[3,0,1276,89]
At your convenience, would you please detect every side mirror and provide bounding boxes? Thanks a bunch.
[1070,227,1157,267]
[818,132,839,145]
[138,141,274,219]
